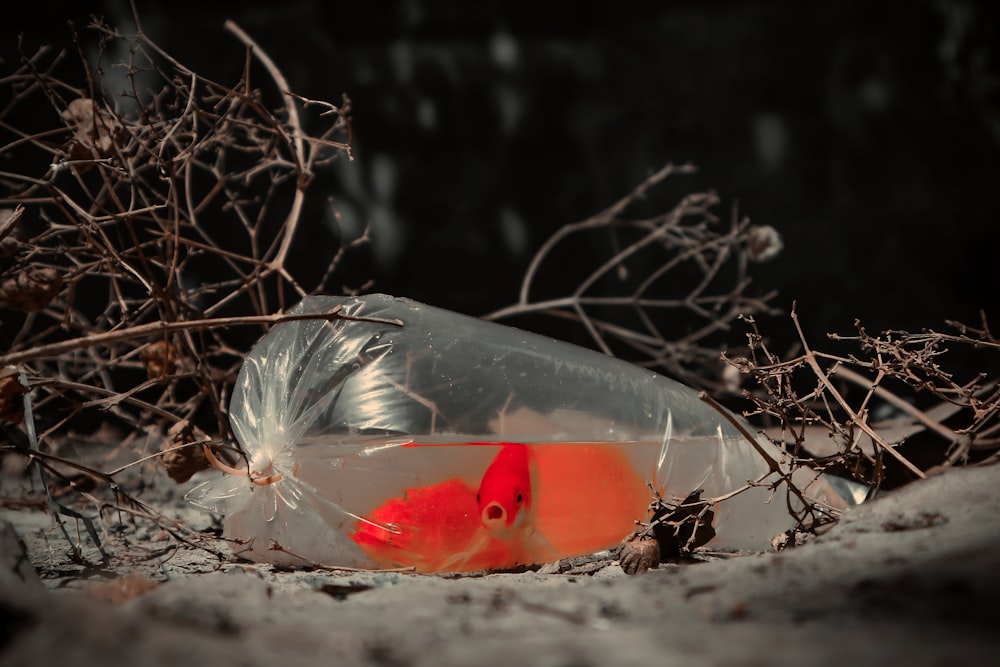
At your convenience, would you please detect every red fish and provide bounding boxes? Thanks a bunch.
[350,443,539,572]
[350,442,649,572]
[476,443,533,535]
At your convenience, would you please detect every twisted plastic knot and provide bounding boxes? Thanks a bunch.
[202,444,283,486]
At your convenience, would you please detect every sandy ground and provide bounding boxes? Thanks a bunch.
[1,462,998,667]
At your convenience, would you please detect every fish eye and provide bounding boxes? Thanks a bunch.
[476,493,480,504]
[516,493,523,505]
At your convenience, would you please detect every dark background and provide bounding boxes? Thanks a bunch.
[6,1,999,363]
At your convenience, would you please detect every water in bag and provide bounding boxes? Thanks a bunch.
[187,294,852,572]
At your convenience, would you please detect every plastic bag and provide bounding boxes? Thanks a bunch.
[188,294,853,571]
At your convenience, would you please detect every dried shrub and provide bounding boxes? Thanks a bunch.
[0,15,357,432]
[727,308,1000,493]
[485,163,781,393]
[0,12,363,560]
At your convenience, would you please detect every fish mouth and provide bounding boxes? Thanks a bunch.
[481,501,508,527]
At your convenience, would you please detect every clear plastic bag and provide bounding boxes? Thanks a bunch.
[189,294,851,571]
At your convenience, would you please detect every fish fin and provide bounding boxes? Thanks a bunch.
[350,478,481,572]
[436,530,496,572]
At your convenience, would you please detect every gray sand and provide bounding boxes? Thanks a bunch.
[1,464,997,666]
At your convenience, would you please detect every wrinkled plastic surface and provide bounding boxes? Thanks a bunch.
[189,294,847,571]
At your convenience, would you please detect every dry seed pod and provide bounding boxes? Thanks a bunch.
[745,224,783,263]
[61,98,124,165]
[160,420,211,483]
[0,371,27,424]
[0,267,63,312]
[619,535,661,575]
[142,340,177,379]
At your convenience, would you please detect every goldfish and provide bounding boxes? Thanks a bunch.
[350,441,649,572]
[476,443,533,535]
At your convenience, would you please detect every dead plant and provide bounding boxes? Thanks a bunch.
[0,9,362,562]
[726,306,1000,493]
[485,163,783,393]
